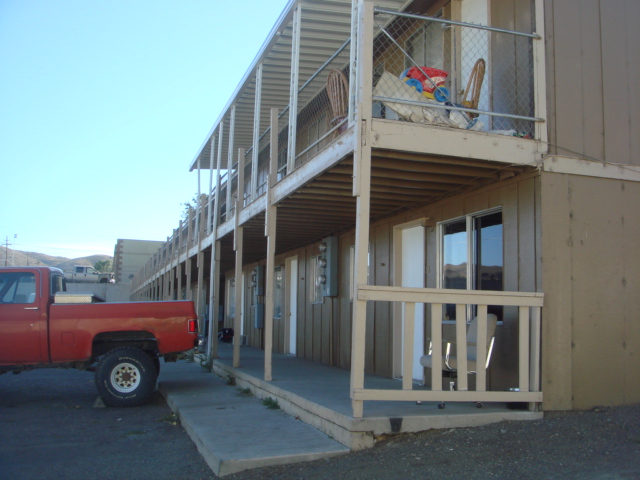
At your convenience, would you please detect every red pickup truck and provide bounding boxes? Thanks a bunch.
[0,266,198,407]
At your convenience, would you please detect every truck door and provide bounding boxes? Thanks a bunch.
[0,270,47,364]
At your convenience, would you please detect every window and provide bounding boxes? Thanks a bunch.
[273,266,284,319]
[309,255,324,304]
[0,272,36,304]
[51,274,66,296]
[439,209,503,320]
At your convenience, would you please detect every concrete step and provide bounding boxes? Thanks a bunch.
[158,361,349,477]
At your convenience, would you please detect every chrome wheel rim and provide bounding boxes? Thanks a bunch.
[111,362,140,393]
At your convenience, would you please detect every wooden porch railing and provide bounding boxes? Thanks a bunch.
[352,285,543,417]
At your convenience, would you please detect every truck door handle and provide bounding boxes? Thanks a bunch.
[24,307,39,310]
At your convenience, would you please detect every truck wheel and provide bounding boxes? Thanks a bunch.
[95,347,158,407]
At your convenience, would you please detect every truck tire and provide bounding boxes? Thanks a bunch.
[95,347,158,407]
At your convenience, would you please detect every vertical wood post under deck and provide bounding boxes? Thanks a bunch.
[208,125,224,358]
[186,211,192,301]
[208,136,215,235]
[233,222,243,368]
[264,108,279,381]
[226,106,235,218]
[233,147,245,368]
[287,5,301,174]
[251,63,262,202]
[350,0,375,419]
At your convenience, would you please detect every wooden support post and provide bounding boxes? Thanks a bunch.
[264,108,279,381]
[208,125,224,359]
[252,63,263,202]
[233,220,244,368]
[186,209,193,301]
[226,106,235,219]
[238,147,245,213]
[208,135,215,235]
[287,5,301,174]
[349,0,375,419]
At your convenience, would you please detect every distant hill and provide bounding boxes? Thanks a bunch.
[0,247,112,274]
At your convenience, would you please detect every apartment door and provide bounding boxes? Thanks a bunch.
[285,256,298,355]
[393,221,426,381]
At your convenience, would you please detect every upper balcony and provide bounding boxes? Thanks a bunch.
[133,0,547,288]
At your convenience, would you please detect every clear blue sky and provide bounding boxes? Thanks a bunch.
[0,0,289,260]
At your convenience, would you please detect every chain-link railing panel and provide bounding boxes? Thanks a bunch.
[373,11,537,138]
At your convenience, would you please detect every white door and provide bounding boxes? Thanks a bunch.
[393,222,426,381]
[285,256,298,355]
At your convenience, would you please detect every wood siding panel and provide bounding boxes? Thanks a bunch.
[540,172,573,410]
[546,0,639,165]
[569,176,625,408]
[600,2,632,164]
[622,181,640,401]
[373,224,392,378]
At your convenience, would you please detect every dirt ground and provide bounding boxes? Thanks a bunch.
[229,403,640,480]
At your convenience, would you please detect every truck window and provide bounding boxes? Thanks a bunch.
[51,274,66,295]
[75,266,84,274]
[0,272,36,304]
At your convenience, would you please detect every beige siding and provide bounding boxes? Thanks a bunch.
[544,0,640,165]
[541,172,640,409]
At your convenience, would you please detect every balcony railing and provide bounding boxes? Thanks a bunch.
[352,285,543,417]
[371,9,543,139]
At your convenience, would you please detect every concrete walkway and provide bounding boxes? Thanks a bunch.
[158,361,349,477]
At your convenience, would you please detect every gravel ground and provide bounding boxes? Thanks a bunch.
[228,404,640,480]
[2,367,639,479]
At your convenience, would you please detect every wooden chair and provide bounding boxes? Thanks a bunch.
[326,69,349,134]
[461,58,486,118]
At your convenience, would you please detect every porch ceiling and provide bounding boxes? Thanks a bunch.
[189,0,412,172]
[217,149,533,272]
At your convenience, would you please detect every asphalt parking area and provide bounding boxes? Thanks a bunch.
[0,367,215,480]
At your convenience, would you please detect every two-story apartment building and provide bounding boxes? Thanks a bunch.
[131,0,639,427]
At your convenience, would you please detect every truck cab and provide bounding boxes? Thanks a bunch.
[67,265,114,284]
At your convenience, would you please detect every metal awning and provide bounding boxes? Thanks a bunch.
[188,0,412,172]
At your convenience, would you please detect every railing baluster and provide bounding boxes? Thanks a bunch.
[430,303,443,391]
[476,305,488,392]
[519,306,531,392]
[455,304,468,391]
[402,302,415,390]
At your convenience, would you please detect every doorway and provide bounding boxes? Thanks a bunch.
[285,256,298,355]
[393,220,426,381]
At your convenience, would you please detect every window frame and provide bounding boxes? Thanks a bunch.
[436,207,504,323]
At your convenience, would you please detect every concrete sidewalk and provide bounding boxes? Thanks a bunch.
[157,361,349,477]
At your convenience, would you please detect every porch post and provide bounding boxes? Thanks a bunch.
[287,4,301,174]
[252,63,263,202]
[350,0,374,419]
[233,148,246,368]
[208,135,215,235]
[227,105,236,219]
[197,156,202,242]
[533,0,548,148]
[208,124,224,358]
[264,108,279,381]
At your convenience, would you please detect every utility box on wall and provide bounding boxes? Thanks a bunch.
[320,236,338,297]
